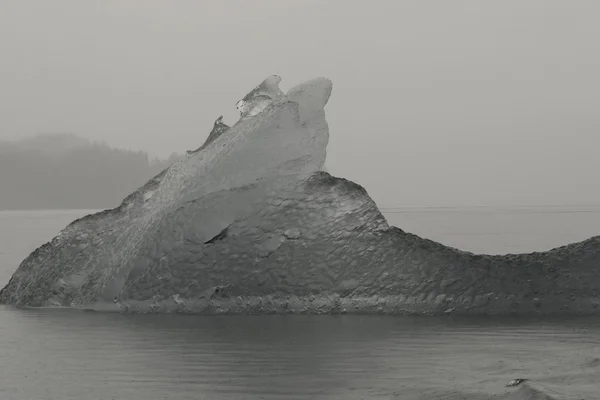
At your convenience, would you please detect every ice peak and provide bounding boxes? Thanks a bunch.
[235,75,285,119]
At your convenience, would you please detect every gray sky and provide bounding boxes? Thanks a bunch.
[1,1,599,207]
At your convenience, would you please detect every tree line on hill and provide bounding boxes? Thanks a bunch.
[0,134,181,210]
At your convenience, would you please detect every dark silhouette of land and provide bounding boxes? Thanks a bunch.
[0,134,181,210]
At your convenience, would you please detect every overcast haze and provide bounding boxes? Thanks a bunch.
[1,0,599,207]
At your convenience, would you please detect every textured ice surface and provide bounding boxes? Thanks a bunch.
[2,76,600,315]
[236,75,284,119]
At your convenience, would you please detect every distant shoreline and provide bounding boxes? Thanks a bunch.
[0,134,182,212]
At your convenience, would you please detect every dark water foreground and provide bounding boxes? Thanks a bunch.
[1,309,598,400]
[2,210,600,399]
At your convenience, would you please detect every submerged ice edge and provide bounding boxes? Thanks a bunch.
[80,292,600,316]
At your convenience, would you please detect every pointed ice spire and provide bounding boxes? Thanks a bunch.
[235,75,284,119]
[187,115,231,155]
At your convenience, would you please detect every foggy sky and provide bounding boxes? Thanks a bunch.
[1,1,599,207]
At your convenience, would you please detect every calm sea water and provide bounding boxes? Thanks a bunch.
[1,207,599,400]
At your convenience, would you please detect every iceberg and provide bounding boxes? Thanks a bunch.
[1,76,600,315]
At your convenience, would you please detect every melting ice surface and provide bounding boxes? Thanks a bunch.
[1,75,600,319]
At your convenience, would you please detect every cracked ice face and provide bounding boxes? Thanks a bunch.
[149,76,333,213]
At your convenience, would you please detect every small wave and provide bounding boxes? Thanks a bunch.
[500,383,559,400]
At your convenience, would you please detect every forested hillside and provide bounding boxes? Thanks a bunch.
[0,134,181,210]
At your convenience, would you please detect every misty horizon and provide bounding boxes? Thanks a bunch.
[2,1,600,207]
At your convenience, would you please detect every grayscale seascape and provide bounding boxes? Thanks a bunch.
[1,208,599,400]
[2,2,600,399]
